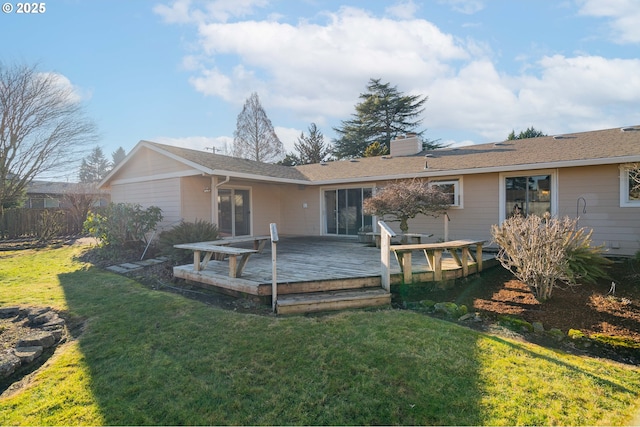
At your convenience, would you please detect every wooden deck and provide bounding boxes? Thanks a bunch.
[173,236,497,310]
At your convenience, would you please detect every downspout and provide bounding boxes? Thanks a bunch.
[216,175,230,188]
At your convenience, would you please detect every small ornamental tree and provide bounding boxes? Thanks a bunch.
[363,179,450,238]
[491,212,611,302]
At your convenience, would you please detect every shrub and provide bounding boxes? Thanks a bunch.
[158,219,219,263]
[491,212,610,302]
[84,203,163,248]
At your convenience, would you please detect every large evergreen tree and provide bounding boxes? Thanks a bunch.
[233,92,284,163]
[294,123,331,164]
[507,127,547,140]
[333,78,438,159]
[79,146,111,183]
[111,146,126,166]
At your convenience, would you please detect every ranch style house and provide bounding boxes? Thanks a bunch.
[100,125,640,257]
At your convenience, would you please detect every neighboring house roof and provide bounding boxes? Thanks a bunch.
[28,180,108,195]
[101,125,640,188]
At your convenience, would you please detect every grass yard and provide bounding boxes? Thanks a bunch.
[1,245,639,425]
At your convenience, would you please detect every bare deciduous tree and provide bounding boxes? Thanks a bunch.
[232,92,284,163]
[0,63,97,212]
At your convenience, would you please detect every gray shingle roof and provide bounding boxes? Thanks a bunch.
[295,125,640,182]
[132,126,640,185]
[144,141,309,181]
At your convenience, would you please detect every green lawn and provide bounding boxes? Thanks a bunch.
[1,245,639,425]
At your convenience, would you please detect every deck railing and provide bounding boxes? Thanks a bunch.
[378,221,396,292]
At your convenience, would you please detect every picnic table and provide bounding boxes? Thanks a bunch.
[201,235,270,253]
[390,239,485,283]
[173,242,257,278]
[367,232,433,248]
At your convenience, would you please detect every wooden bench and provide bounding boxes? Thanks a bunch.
[174,242,258,278]
[390,239,485,283]
[367,232,433,248]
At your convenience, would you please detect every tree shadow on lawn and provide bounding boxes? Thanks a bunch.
[57,267,489,426]
[54,265,640,426]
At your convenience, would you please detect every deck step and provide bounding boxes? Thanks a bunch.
[276,288,391,315]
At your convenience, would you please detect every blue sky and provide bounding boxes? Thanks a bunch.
[2,0,640,180]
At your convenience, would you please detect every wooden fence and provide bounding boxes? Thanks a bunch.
[0,208,85,240]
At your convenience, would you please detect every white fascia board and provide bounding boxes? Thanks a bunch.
[305,155,640,186]
[142,141,217,175]
[109,170,205,186]
[98,141,215,189]
[209,169,310,185]
[307,155,640,185]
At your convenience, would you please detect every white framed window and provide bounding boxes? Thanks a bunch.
[620,164,640,207]
[429,179,462,208]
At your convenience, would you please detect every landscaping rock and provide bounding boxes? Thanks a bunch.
[0,306,68,382]
[30,310,61,326]
[546,328,565,342]
[0,307,20,318]
[17,331,56,349]
[532,322,544,333]
[0,352,21,378]
[458,313,475,321]
[14,346,43,364]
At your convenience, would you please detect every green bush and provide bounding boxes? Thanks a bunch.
[84,203,163,248]
[158,219,220,263]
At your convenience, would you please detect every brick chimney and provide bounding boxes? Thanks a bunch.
[390,133,421,157]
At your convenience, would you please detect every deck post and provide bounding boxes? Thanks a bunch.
[270,223,279,313]
[378,221,396,292]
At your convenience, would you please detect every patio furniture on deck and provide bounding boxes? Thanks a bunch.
[200,235,270,253]
[367,232,433,248]
[173,242,257,278]
[390,239,485,283]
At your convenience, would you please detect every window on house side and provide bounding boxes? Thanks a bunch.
[429,180,461,207]
[621,165,640,207]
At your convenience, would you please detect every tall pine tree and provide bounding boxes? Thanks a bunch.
[294,123,331,164]
[79,146,111,183]
[333,78,439,159]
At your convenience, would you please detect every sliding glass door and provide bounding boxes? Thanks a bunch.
[324,187,373,235]
[218,189,250,236]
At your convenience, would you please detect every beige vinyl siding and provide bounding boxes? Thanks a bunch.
[558,164,640,256]
[110,178,181,226]
[115,146,195,180]
[384,174,499,244]
[250,182,283,235]
[180,176,212,223]
[279,185,322,235]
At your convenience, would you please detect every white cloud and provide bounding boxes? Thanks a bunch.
[385,0,420,19]
[153,0,195,24]
[154,0,269,24]
[274,126,301,154]
[439,0,485,15]
[190,6,468,120]
[577,0,640,44]
[40,72,91,104]
[156,2,640,146]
